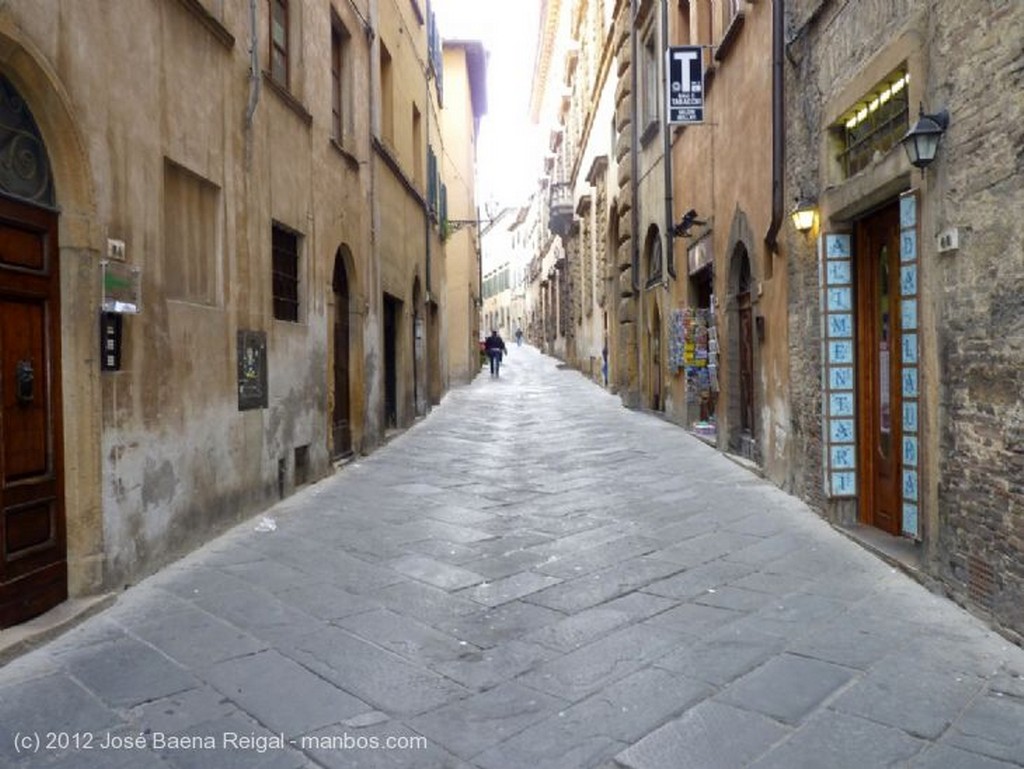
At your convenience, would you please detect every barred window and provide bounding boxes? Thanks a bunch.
[272,224,299,322]
[834,68,910,178]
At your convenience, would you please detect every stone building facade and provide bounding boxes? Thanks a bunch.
[519,0,1024,641]
[530,0,790,478]
[529,0,619,386]
[0,0,482,628]
[785,0,1024,640]
[662,0,789,481]
[441,39,487,386]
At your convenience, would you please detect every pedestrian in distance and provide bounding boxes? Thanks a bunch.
[515,328,524,346]
[484,329,507,377]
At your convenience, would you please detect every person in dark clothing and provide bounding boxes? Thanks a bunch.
[484,329,507,377]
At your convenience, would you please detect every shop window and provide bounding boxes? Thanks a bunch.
[833,67,910,178]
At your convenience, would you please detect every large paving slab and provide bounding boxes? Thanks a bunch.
[1,345,1023,768]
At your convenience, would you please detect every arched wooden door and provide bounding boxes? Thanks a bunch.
[0,73,66,627]
[0,197,65,627]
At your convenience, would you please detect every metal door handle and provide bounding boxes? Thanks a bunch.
[15,359,34,405]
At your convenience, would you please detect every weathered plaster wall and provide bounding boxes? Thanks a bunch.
[1,0,379,590]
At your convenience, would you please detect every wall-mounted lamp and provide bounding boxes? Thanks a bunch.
[672,209,706,238]
[790,198,817,233]
[901,105,950,169]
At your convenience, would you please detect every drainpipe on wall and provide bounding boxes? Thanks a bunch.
[424,68,432,299]
[244,0,261,170]
[477,205,483,313]
[764,0,785,254]
[661,0,675,282]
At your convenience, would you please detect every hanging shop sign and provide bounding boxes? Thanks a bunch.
[667,46,704,125]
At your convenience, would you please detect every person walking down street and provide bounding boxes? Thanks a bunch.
[515,328,524,346]
[484,329,507,377]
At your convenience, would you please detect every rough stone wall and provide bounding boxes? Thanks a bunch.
[786,0,1024,640]
[930,0,1024,639]
[582,207,594,319]
[785,0,921,509]
[612,1,638,404]
[595,183,609,311]
[564,233,581,365]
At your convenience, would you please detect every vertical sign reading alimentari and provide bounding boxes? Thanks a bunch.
[667,46,704,124]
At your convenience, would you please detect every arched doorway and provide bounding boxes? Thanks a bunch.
[0,74,66,626]
[730,245,756,456]
[332,248,352,458]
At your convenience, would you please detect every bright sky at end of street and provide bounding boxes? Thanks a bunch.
[432,0,544,213]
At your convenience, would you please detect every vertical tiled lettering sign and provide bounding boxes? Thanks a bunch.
[900,191,920,538]
[820,233,856,497]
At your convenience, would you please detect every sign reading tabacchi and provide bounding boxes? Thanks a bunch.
[666,45,704,125]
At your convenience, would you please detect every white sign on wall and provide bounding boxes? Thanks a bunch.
[667,46,704,125]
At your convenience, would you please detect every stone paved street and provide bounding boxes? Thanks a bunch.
[2,345,1023,769]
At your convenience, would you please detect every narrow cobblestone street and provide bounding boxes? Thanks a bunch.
[2,345,1023,769]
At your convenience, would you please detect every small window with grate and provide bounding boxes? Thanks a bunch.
[272,223,300,322]
[834,68,910,179]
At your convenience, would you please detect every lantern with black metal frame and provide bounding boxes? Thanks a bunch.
[901,105,950,169]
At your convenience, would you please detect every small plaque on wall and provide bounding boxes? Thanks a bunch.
[237,330,268,411]
[100,260,142,314]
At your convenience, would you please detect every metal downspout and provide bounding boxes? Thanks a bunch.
[244,0,261,170]
[765,0,785,253]
[661,0,675,281]
[425,68,432,298]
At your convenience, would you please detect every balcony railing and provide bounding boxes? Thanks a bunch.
[548,181,574,237]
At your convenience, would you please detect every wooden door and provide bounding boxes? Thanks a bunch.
[383,295,398,428]
[856,203,901,534]
[649,310,661,410]
[332,257,351,457]
[0,197,65,627]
